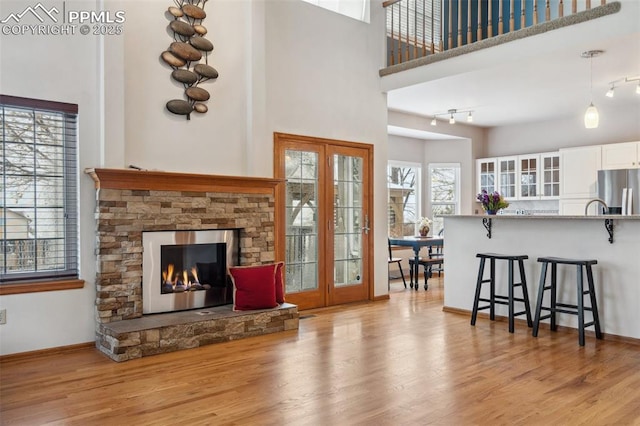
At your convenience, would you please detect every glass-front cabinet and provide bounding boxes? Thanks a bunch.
[498,157,517,199]
[518,154,539,199]
[540,152,560,199]
[476,158,497,194]
[477,152,560,201]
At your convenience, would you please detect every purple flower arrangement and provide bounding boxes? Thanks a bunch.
[476,189,509,212]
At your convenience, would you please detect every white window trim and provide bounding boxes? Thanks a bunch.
[428,162,461,216]
[388,160,422,236]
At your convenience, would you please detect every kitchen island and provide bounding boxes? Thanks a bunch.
[443,215,640,340]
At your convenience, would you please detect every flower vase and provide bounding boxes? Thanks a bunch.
[486,210,496,215]
[419,225,429,237]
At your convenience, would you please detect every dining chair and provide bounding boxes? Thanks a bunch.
[388,238,407,289]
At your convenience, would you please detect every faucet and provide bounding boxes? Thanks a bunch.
[584,198,609,216]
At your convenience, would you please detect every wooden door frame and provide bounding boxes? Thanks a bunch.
[274,132,375,308]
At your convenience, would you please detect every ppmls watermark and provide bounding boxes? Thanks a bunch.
[1,2,125,36]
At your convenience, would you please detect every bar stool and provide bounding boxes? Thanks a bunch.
[471,253,533,333]
[532,257,603,346]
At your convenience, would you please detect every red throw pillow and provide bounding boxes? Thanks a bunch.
[229,264,278,311]
[275,261,285,304]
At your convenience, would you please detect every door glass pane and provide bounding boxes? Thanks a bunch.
[333,154,363,288]
[285,150,319,294]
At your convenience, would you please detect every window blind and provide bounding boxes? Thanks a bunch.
[0,95,78,283]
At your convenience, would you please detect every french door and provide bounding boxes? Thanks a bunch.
[274,133,372,310]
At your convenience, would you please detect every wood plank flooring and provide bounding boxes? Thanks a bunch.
[2,277,640,425]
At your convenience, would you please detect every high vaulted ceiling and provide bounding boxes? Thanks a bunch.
[382,1,640,138]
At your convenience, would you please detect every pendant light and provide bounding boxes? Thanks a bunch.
[582,50,603,129]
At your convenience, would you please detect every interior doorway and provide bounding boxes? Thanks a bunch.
[274,133,373,310]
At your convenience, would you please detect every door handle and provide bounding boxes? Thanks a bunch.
[362,214,370,235]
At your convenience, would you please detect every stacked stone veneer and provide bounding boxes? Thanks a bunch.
[99,303,299,362]
[91,179,298,361]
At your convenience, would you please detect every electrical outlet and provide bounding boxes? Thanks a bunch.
[0,309,6,325]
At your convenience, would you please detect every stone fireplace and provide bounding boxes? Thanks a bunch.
[86,168,298,361]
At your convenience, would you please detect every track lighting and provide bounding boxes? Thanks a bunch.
[582,50,603,129]
[605,75,640,97]
[428,108,474,125]
[606,84,615,98]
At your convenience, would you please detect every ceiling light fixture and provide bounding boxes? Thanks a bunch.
[606,84,615,98]
[582,50,603,129]
[605,75,640,97]
[428,108,474,125]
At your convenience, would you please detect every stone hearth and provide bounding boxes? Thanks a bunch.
[86,168,298,362]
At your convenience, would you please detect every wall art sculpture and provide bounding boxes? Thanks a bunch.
[161,0,218,120]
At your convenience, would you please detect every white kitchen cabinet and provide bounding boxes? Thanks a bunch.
[476,158,497,194]
[602,141,640,169]
[540,152,560,199]
[517,154,540,199]
[498,156,517,200]
[560,145,602,199]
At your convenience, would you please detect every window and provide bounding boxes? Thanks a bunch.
[429,163,460,236]
[387,161,420,237]
[302,0,369,23]
[1,95,78,284]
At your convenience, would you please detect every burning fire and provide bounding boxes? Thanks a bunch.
[161,263,208,293]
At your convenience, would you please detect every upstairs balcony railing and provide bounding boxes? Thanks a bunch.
[384,0,609,66]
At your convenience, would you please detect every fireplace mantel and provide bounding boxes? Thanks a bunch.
[86,167,291,360]
[85,168,284,194]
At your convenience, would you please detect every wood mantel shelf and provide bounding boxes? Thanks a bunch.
[85,168,284,194]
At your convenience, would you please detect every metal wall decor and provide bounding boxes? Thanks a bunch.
[161,0,218,120]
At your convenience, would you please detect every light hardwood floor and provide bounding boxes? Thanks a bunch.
[2,277,640,425]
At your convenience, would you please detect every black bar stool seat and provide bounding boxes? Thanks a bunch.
[471,253,533,333]
[532,257,603,346]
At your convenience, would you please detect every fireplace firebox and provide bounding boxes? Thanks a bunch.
[142,229,239,314]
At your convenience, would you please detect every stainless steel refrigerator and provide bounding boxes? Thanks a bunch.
[597,169,640,215]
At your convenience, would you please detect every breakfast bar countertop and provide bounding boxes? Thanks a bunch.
[442,215,640,341]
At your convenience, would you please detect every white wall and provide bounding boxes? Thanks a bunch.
[0,0,390,355]
[486,103,640,157]
[0,0,101,355]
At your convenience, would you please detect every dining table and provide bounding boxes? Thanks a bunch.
[388,236,444,290]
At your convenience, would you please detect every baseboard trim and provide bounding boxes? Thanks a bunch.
[442,305,640,346]
[373,294,391,302]
[0,342,96,363]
